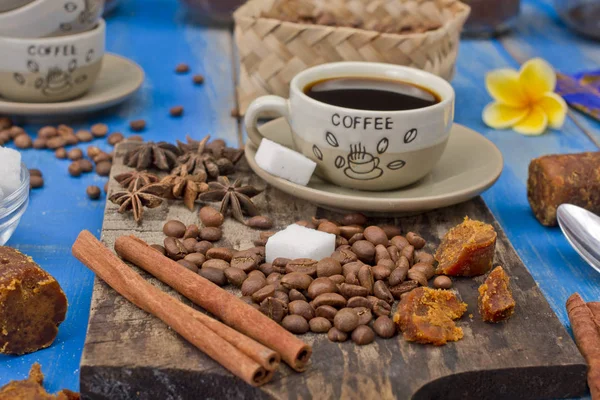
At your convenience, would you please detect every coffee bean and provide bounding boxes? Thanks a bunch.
[407,269,428,286]
[282,315,309,334]
[246,215,273,230]
[68,162,82,177]
[411,262,435,279]
[363,226,388,246]
[30,175,44,189]
[345,272,359,286]
[164,237,188,260]
[8,126,24,139]
[273,290,289,305]
[355,306,372,326]
[163,220,186,238]
[281,272,313,291]
[14,134,32,149]
[318,221,340,235]
[387,246,400,263]
[352,325,375,345]
[329,274,345,285]
[202,259,230,271]
[107,132,124,146]
[256,262,273,275]
[390,235,409,250]
[287,289,306,302]
[184,252,206,267]
[347,296,371,309]
[286,258,317,276]
[388,262,408,286]
[241,276,266,296]
[349,233,365,245]
[327,327,348,342]
[75,130,93,142]
[331,248,358,265]
[309,317,332,333]
[315,305,337,322]
[340,213,367,226]
[289,300,315,321]
[218,268,243,288]
[129,119,146,132]
[199,206,224,227]
[402,245,415,265]
[181,238,198,253]
[381,225,401,239]
[206,247,233,262]
[358,264,374,294]
[372,265,391,281]
[373,316,396,338]
[373,280,394,304]
[248,270,266,280]
[181,224,198,240]
[192,74,204,84]
[0,117,11,130]
[252,284,275,303]
[307,277,338,299]
[170,105,184,117]
[415,251,434,265]
[231,250,260,272]
[67,148,83,161]
[433,275,452,289]
[175,63,190,73]
[32,138,46,149]
[95,161,112,176]
[28,168,42,177]
[193,240,213,254]
[339,283,369,298]
[339,225,363,240]
[86,185,101,200]
[47,137,66,150]
[87,146,101,158]
[334,308,359,332]
[74,159,91,174]
[406,232,426,249]
[240,296,254,305]
[374,245,391,264]
[266,272,281,284]
[57,124,73,136]
[389,280,419,299]
[199,267,227,285]
[150,244,166,255]
[312,293,347,309]
[93,152,112,164]
[198,227,221,242]
[342,261,363,278]
[126,135,143,142]
[38,126,56,139]
[260,297,288,323]
[177,259,199,272]
[91,123,109,138]
[372,299,392,317]
[352,240,375,263]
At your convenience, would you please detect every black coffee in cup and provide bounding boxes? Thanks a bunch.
[304,77,440,111]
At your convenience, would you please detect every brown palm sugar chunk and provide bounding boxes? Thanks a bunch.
[478,266,515,323]
[435,217,497,277]
[0,247,67,355]
[393,287,467,345]
[0,363,80,399]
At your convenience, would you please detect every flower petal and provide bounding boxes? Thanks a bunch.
[519,58,556,102]
[513,105,549,135]
[482,102,529,129]
[537,92,567,129]
[486,69,528,107]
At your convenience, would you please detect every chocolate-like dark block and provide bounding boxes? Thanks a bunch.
[0,247,67,355]
[528,152,600,226]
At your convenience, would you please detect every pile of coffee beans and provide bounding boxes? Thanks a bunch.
[157,212,452,346]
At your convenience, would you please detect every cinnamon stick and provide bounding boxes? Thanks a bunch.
[587,302,600,328]
[114,235,312,371]
[72,230,273,386]
[567,293,600,399]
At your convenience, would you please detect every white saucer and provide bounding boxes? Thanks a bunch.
[0,53,144,117]
[245,118,504,214]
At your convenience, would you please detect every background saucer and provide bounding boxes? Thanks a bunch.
[0,53,144,117]
[245,118,504,214]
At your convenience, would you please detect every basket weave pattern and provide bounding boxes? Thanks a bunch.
[234,0,470,114]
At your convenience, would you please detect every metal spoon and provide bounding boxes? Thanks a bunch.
[557,204,600,273]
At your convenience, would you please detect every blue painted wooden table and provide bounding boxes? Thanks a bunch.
[1,0,599,396]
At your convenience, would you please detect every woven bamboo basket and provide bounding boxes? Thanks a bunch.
[233,0,470,115]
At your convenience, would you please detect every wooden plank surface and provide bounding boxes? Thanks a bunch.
[81,141,587,399]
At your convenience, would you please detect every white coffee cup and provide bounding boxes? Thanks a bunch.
[245,62,455,191]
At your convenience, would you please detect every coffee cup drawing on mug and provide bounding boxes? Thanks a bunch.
[245,62,455,192]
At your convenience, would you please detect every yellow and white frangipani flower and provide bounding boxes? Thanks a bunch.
[482,58,567,135]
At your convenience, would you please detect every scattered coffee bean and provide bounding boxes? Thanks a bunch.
[199,267,227,286]
[318,221,340,236]
[411,262,435,280]
[181,224,198,240]
[75,129,93,142]
[329,274,345,285]
[246,215,273,230]
[252,284,276,303]
[164,237,188,260]
[352,240,375,263]
[199,206,224,227]
[87,146,101,158]
[107,132,124,146]
[47,136,66,149]
[127,134,144,142]
[309,317,332,333]
[312,293,347,309]
[86,185,101,200]
[342,261,363,278]
[8,126,24,138]
[150,244,166,255]
[388,263,408,286]
[358,264,374,294]
[230,108,240,118]
[230,250,260,272]
[340,213,367,226]
[402,245,415,265]
[57,124,73,136]
[347,296,371,309]
[78,159,94,173]
[182,238,198,253]
[282,315,309,334]
[389,280,419,299]
[281,272,313,291]
[178,259,199,273]
[407,269,428,286]
[32,138,46,149]
[0,117,11,130]
[391,235,409,250]
[363,226,388,246]
[339,225,363,240]
[95,161,112,176]
[259,262,275,275]
[289,300,315,321]
[67,148,83,161]
[288,289,306,302]
[29,168,42,177]
[373,280,394,304]
[315,305,337,322]
[30,175,44,189]
[202,259,230,271]
[308,277,338,299]
[14,134,32,149]
[206,247,233,262]
[285,258,317,276]
[415,251,434,265]
[223,267,247,287]
[0,130,10,144]
[406,232,426,249]
[331,248,358,265]
[241,276,266,296]
[194,240,213,254]
[68,162,82,177]
[381,225,401,239]
[170,105,184,117]
[184,253,206,267]
[373,316,396,338]
[334,308,359,332]
[374,244,390,264]
[327,327,348,342]
[433,275,452,289]
[129,119,146,132]
[345,272,359,286]
[339,283,369,298]
[273,290,290,305]
[372,299,392,317]
[372,265,391,281]
[200,226,222,241]
[260,297,288,323]
[163,220,186,238]
[315,258,342,279]
[192,74,204,84]
[387,246,400,262]
[266,272,281,285]
[91,123,108,138]
[352,325,375,345]
[175,63,190,73]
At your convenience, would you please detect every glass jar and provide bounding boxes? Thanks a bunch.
[462,0,521,37]
[555,0,600,40]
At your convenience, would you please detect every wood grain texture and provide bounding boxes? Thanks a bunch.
[81,141,587,399]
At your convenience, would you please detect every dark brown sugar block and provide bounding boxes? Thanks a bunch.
[393,287,467,346]
[435,217,497,277]
[0,247,67,355]
[478,266,515,323]
[0,363,80,399]
[528,152,600,226]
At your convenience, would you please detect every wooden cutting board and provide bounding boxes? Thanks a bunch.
[80,142,587,400]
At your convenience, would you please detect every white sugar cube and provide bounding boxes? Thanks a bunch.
[266,224,336,263]
[255,138,316,186]
[0,146,21,197]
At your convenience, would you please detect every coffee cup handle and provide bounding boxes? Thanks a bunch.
[244,95,290,148]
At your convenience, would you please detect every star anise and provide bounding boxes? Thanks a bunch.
[198,176,262,223]
[114,170,159,191]
[173,136,220,179]
[124,141,181,171]
[108,182,168,224]
[161,165,209,210]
